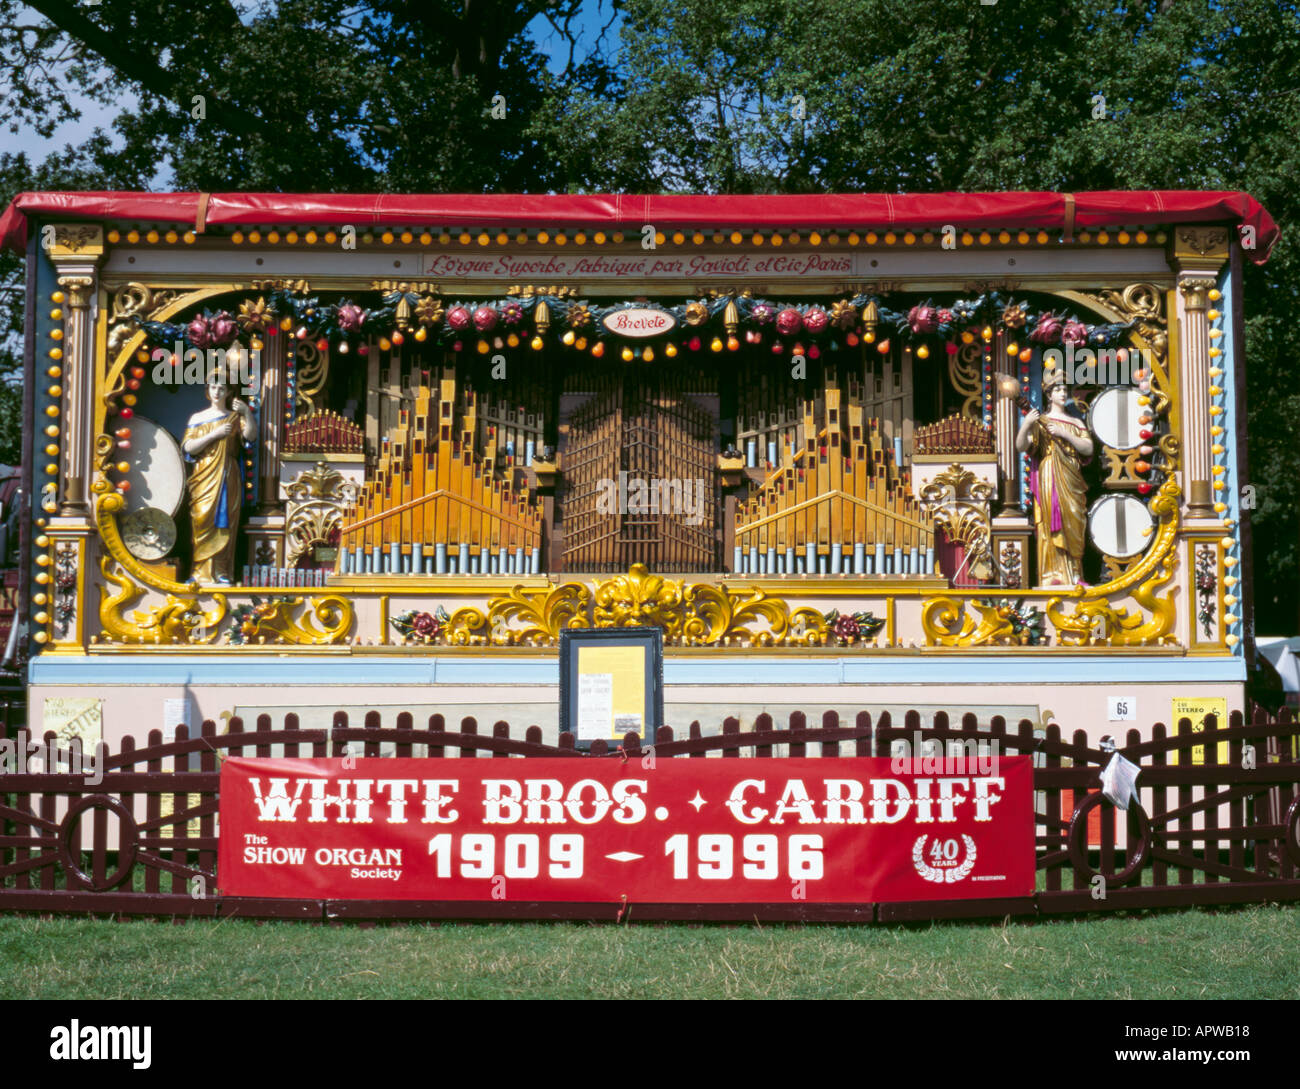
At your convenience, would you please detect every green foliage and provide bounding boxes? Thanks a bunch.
[0,381,20,466]
[531,0,1300,630]
[1,0,1297,627]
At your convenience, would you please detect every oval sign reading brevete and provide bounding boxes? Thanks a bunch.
[601,307,677,338]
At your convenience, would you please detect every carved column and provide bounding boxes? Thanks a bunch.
[257,333,286,513]
[46,226,104,517]
[1177,276,1217,517]
[993,329,1021,513]
[1171,227,1229,520]
[56,274,96,514]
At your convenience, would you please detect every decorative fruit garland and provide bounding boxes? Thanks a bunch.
[131,289,1136,366]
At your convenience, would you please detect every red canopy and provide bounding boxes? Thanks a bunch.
[0,189,1278,263]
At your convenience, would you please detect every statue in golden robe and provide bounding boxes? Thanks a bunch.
[1014,372,1094,587]
[182,378,256,583]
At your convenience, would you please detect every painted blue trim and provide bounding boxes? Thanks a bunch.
[29,654,1247,686]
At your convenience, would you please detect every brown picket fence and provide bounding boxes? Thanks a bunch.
[0,706,1297,922]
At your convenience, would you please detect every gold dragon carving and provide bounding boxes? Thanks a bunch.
[97,552,226,645]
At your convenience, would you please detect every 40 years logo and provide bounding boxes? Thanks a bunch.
[912,834,977,884]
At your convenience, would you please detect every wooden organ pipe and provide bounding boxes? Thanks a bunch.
[734,366,936,576]
[338,366,544,575]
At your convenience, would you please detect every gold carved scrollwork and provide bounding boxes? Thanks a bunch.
[1084,282,1168,362]
[1101,447,1144,488]
[949,342,984,421]
[284,463,359,567]
[921,598,1017,647]
[680,583,827,647]
[93,457,196,596]
[1046,476,1181,646]
[591,565,828,646]
[919,465,995,581]
[93,445,353,645]
[443,583,590,646]
[232,596,355,645]
[435,565,831,647]
[107,282,181,356]
[286,505,342,568]
[293,339,328,415]
[285,464,358,503]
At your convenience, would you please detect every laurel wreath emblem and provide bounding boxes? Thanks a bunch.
[911,834,977,883]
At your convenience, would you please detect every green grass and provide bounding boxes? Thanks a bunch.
[1,904,1297,999]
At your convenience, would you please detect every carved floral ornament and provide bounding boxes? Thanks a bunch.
[284,463,358,568]
[47,224,102,254]
[918,466,995,582]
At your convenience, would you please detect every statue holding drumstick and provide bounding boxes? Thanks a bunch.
[182,374,257,584]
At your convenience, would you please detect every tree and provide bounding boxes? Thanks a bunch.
[530,0,1300,633]
[2,0,1297,631]
[0,0,620,367]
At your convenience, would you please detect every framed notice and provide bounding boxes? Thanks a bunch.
[559,627,663,750]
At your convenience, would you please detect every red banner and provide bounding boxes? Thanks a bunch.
[217,756,1034,903]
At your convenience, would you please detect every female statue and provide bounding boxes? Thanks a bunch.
[183,378,256,583]
[1014,372,1094,587]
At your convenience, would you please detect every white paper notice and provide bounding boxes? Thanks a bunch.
[163,697,196,740]
[577,673,614,741]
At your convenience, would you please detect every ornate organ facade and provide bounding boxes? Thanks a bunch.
[4,191,1273,747]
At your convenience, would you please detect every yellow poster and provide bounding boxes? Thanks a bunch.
[1172,697,1229,765]
[42,697,103,748]
[159,786,204,837]
[577,645,646,741]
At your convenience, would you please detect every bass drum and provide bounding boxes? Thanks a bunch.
[1087,493,1155,560]
[120,416,187,517]
[1087,387,1146,452]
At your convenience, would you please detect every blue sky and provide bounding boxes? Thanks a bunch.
[1,1,625,176]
